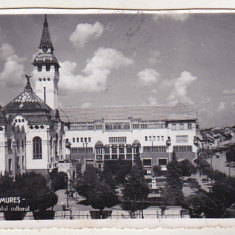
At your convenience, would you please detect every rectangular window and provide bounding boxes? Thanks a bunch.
[133,124,139,129]
[104,147,110,154]
[126,154,132,160]
[88,125,94,130]
[66,138,69,143]
[157,136,160,141]
[141,124,148,129]
[153,136,156,141]
[119,148,124,154]
[145,136,148,141]
[8,159,12,173]
[7,139,12,151]
[96,155,102,160]
[188,123,192,129]
[46,65,50,71]
[104,155,110,160]
[86,160,94,165]
[81,137,83,142]
[119,155,125,160]
[109,137,127,143]
[37,65,42,72]
[176,135,188,143]
[96,148,102,155]
[172,124,176,130]
[112,147,117,154]
[143,159,151,166]
[84,137,87,143]
[159,159,167,165]
[126,147,132,154]
[149,136,152,141]
[180,124,184,130]
[77,138,79,142]
[22,156,24,170]
[161,136,164,141]
[112,155,118,160]
[88,137,91,142]
[17,157,20,168]
[96,125,103,130]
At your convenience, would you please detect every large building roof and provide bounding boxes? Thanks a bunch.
[59,102,197,123]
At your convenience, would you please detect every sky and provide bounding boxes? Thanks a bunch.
[0,12,234,128]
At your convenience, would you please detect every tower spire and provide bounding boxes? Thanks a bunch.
[39,15,54,51]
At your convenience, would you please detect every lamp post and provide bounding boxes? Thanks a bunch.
[65,141,71,209]
[83,141,88,169]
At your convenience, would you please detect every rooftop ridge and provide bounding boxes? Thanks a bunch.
[61,104,176,109]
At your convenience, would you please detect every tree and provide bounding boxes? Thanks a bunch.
[122,148,149,218]
[163,152,184,206]
[75,165,118,216]
[103,159,132,185]
[16,172,58,212]
[152,165,163,177]
[179,159,197,177]
[51,171,67,191]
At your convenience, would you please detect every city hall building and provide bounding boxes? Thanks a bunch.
[0,16,199,178]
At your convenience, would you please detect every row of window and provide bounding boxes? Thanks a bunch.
[38,78,51,81]
[176,135,188,143]
[105,122,130,131]
[15,118,25,123]
[173,146,192,152]
[29,125,45,129]
[37,65,59,72]
[145,136,164,142]
[101,154,133,160]
[143,146,167,152]
[71,137,91,143]
[137,122,166,129]
[172,123,192,130]
[97,146,134,155]
[142,158,168,167]
[69,122,168,131]
[71,147,93,154]
[109,137,127,143]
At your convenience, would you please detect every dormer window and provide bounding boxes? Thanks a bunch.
[38,65,42,72]
[46,65,50,71]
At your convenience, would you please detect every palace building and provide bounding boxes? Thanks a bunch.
[0,16,199,179]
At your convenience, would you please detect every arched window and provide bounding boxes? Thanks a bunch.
[33,137,42,159]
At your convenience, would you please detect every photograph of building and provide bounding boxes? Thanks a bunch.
[0,12,234,220]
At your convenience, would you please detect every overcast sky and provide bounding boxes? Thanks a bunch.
[0,13,234,128]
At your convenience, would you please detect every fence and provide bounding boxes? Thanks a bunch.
[0,207,190,220]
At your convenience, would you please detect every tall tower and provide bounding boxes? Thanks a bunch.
[33,15,60,110]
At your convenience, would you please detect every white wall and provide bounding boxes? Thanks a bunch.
[34,65,59,110]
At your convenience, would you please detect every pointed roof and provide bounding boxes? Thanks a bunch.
[39,15,53,50]
[33,15,59,67]
[5,75,51,113]
[167,102,197,121]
